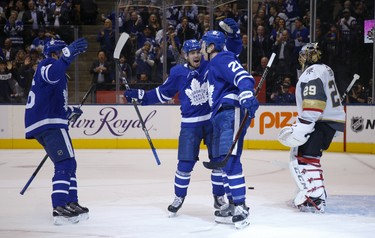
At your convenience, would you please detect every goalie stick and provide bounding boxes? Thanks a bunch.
[20,83,95,195]
[114,32,161,165]
[340,74,360,102]
[203,53,276,170]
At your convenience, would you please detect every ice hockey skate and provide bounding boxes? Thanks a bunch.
[214,202,234,224]
[168,196,185,217]
[298,196,326,213]
[232,203,250,229]
[213,195,227,209]
[67,202,90,221]
[53,206,79,225]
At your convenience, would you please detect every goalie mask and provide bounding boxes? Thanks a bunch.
[298,43,321,71]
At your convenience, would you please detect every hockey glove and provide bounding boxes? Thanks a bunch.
[62,38,88,64]
[238,90,259,118]
[278,117,315,147]
[219,18,240,38]
[67,106,83,123]
[124,89,145,103]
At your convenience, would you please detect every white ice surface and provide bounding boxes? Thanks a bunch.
[1,149,374,238]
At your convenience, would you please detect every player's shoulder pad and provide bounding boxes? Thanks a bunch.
[170,63,189,75]
[40,57,57,65]
[213,51,236,64]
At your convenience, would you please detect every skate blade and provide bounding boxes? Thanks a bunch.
[234,217,250,229]
[299,205,325,214]
[214,216,233,224]
[53,216,79,225]
[168,212,178,218]
[78,212,89,221]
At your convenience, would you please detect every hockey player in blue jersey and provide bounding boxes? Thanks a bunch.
[24,38,88,225]
[201,30,259,229]
[124,18,242,217]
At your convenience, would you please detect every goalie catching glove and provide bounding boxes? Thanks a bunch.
[278,117,315,147]
[219,18,240,38]
[124,89,145,103]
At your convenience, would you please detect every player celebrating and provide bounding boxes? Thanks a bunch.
[25,38,89,225]
[124,18,242,217]
[200,30,259,229]
[278,43,345,213]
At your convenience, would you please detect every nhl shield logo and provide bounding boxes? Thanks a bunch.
[351,117,364,133]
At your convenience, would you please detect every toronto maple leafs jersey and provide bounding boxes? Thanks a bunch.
[25,57,71,139]
[206,51,255,117]
[141,60,211,128]
[297,64,345,131]
[139,37,242,128]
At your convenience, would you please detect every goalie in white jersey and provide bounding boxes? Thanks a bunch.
[278,43,346,213]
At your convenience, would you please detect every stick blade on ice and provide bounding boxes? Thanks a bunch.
[113,32,129,60]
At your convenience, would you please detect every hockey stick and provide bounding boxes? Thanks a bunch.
[340,74,360,102]
[114,32,161,165]
[203,53,276,170]
[20,84,95,195]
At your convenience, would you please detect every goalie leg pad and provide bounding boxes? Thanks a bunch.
[289,151,326,207]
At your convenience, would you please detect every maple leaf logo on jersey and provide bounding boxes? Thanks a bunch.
[185,78,209,106]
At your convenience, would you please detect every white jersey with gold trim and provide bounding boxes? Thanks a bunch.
[296,64,345,131]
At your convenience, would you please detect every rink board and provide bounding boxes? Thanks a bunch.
[0,105,374,153]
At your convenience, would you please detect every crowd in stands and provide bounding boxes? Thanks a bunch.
[0,0,373,104]
[0,0,98,103]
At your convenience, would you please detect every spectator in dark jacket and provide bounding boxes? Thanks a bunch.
[97,18,116,60]
[176,17,196,43]
[22,0,45,45]
[90,50,114,94]
[272,30,295,77]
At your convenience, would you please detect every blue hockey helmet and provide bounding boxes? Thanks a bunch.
[43,39,67,56]
[182,39,201,54]
[202,30,225,52]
